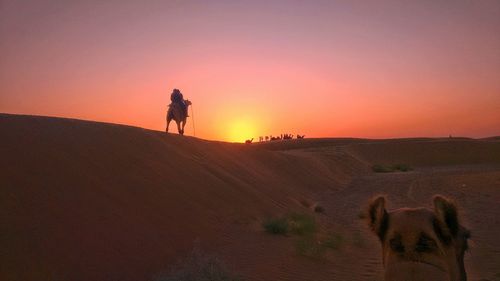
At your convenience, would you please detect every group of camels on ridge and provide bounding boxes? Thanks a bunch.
[245,134,306,144]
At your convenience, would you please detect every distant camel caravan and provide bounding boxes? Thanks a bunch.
[257,133,306,142]
[166,99,192,135]
[366,195,470,281]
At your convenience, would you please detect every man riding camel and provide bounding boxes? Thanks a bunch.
[166,88,192,135]
[170,88,188,117]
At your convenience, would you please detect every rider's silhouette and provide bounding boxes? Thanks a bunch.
[170,88,188,116]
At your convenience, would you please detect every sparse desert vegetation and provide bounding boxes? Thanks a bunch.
[295,236,328,259]
[262,217,289,235]
[263,213,317,236]
[263,212,346,259]
[295,231,345,259]
[288,213,317,236]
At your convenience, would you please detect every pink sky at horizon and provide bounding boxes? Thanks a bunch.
[1,0,499,142]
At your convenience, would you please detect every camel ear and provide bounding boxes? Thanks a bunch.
[367,196,389,241]
[433,195,460,240]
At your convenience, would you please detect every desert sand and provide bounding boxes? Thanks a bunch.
[1,113,499,281]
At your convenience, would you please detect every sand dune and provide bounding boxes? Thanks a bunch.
[1,113,500,281]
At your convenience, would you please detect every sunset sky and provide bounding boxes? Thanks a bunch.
[1,0,499,142]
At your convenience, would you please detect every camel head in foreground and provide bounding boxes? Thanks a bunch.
[366,195,470,281]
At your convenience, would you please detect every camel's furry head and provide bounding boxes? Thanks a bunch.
[366,195,470,281]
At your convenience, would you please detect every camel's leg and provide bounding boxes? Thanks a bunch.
[166,117,171,133]
[180,120,186,135]
[176,121,182,135]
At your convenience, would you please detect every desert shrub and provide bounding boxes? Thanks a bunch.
[263,213,317,236]
[295,236,327,259]
[287,213,317,236]
[392,163,413,172]
[372,164,394,173]
[262,217,289,235]
[322,232,343,250]
[155,248,243,281]
[314,205,324,213]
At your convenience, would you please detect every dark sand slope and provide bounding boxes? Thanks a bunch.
[1,113,500,281]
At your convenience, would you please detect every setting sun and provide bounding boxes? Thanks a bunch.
[226,118,258,143]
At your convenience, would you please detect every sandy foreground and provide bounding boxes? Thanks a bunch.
[1,113,500,281]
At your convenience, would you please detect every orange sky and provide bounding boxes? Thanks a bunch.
[1,1,499,142]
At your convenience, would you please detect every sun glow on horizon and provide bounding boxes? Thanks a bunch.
[226,118,258,143]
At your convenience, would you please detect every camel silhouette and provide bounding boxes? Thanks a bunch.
[166,100,192,135]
